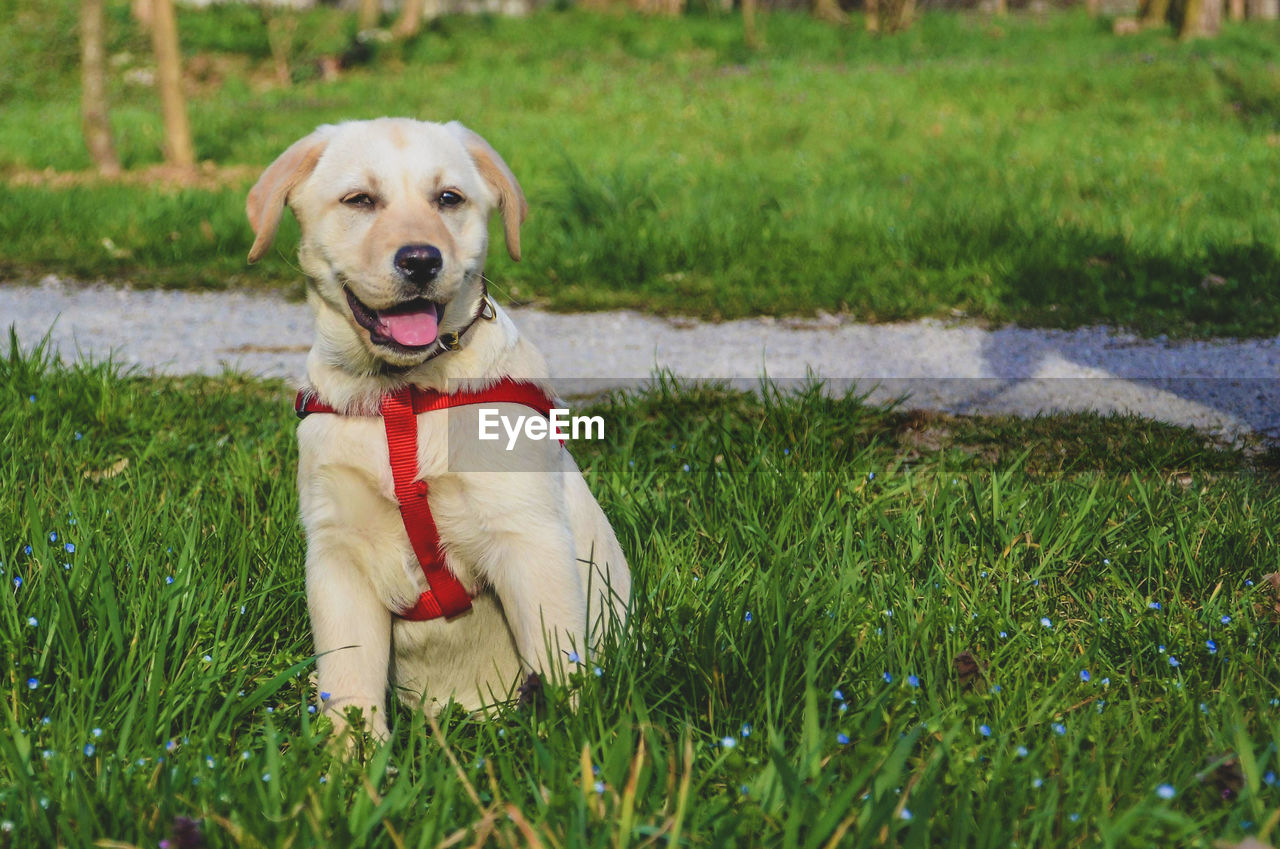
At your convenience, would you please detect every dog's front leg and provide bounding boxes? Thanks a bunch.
[480,527,589,686]
[306,544,393,741]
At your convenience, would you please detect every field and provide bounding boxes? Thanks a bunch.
[4,3,1280,846]
[4,4,1280,334]
[1,341,1278,847]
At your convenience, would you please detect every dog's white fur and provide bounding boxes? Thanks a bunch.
[246,118,630,739]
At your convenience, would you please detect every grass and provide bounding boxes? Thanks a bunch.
[5,5,1280,335]
[2,338,1279,846]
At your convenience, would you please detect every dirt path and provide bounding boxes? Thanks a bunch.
[4,277,1278,441]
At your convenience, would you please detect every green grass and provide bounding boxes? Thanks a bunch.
[2,338,1279,846]
[5,4,1280,335]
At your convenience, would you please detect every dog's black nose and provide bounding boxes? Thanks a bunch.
[394,245,443,284]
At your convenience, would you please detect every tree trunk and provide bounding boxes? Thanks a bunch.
[150,0,195,169]
[742,0,762,47]
[1246,0,1278,17]
[1179,0,1221,36]
[1142,0,1171,25]
[261,3,296,87]
[865,0,879,31]
[132,0,153,30]
[1228,0,1244,19]
[358,0,380,31]
[81,0,121,176]
[1085,0,1101,15]
[393,0,427,38]
[897,0,915,30]
[813,0,848,24]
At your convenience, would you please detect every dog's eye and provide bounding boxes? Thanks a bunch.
[438,190,465,208]
[342,192,375,208]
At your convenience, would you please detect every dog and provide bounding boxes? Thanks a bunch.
[245,118,631,740]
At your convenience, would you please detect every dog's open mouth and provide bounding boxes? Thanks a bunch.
[345,288,442,350]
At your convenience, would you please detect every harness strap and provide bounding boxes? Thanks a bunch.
[295,377,562,622]
[380,387,473,620]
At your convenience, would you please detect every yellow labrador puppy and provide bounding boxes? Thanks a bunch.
[245,118,630,739]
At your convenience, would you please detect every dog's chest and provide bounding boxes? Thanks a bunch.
[297,411,478,596]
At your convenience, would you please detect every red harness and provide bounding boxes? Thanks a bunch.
[295,378,559,621]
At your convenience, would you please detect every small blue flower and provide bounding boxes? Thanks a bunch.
[83,744,95,757]
[594,780,606,794]
[744,611,752,623]
[1040,617,1052,629]
[1206,640,1217,654]
[1032,777,1043,788]
[23,545,31,555]
[899,808,912,821]
[202,654,212,663]
[26,617,37,627]
[720,736,737,749]
[741,723,752,738]
[28,394,35,402]
[740,784,750,795]
[907,675,919,688]
[1052,723,1066,735]
[1168,656,1180,668]
[681,464,690,472]
[165,576,174,585]
[1221,615,1232,625]
[593,666,603,677]
[26,678,37,689]
[40,717,50,726]
[999,631,1008,638]
[978,725,991,737]
[1080,670,1090,683]
[1148,602,1161,611]
[74,432,83,441]
[882,672,892,683]
[836,732,850,745]
[13,576,22,588]
[867,472,875,481]
[1263,771,1276,786]
[1016,746,1029,757]
[1199,703,1208,714]
[320,691,331,701]
[991,685,1002,693]
[833,689,845,701]
[567,650,581,664]
[64,543,74,554]
[1069,813,1080,823]
[307,705,316,714]
[262,773,271,782]
[48,532,56,543]
[1101,677,1110,686]
[1156,783,1175,799]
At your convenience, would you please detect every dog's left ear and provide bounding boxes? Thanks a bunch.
[446,122,528,262]
[246,125,334,264]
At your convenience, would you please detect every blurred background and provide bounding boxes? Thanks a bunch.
[3,0,1280,336]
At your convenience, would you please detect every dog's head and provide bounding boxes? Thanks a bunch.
[246,118,526,369]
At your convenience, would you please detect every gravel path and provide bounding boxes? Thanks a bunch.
[4,278,1278,441]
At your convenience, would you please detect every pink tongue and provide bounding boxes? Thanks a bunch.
[379,304,439,347]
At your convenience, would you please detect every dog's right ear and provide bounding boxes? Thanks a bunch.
[246,127,334,264]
